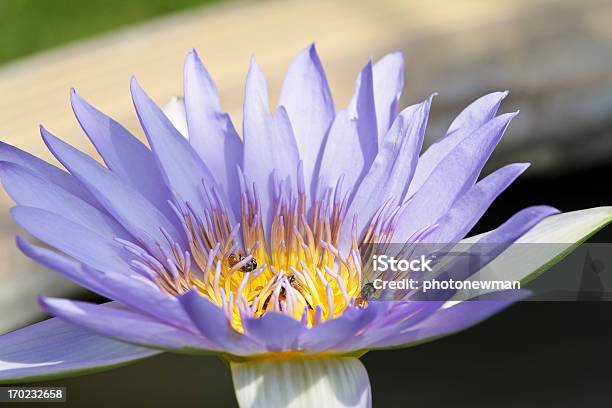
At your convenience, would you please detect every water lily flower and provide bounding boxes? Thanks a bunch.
[1,44,611,407]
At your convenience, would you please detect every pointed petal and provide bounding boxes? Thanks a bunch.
[408,91,509,197]
[0,318,158,384]
[130,77,225,220]
[162,96,188,138]
[299,306,379,354]
[39,298,217,353]
[17,238,195,330]
[179,290,263,356]
[373,52,404,142]
[342,301,443,351]
[12,206,133,274]
[243,57,299,226]
[71,89,174,220]
[347,61,378,142]
[316,110,361,195]
[473,205,560,244]
[230,356,371,408]
[184,50,243,220]
[448,91,510,134]
[318,62,377,196]
[278,44,335,195]
[343,95,432,247]
[41,127,184,259]
[394,112,517,242]
[0,141,100,209]
[243,312,304,352]
[426,162,530,243]
[0,162,131,240]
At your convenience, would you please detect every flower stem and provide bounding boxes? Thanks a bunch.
[228,355,371,408]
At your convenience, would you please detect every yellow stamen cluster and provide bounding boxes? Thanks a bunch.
[151,184,365,332]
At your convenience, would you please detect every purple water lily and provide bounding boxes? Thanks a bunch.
[1,44,611,407]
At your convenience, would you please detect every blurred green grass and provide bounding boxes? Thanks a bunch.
[0,0,222,65]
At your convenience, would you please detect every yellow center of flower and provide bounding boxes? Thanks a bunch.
[127,182,395,333]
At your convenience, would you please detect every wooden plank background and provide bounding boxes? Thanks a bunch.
[1,0,612,331]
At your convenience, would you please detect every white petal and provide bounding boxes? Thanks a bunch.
[448,207,612,304]
[162,96,188,138]
[230,356,371,408]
